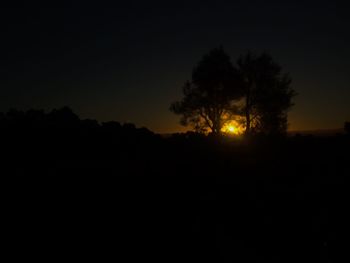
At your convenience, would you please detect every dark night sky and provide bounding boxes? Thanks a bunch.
[1,1,349,133]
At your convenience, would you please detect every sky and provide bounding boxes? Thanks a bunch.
[1,1,349,133]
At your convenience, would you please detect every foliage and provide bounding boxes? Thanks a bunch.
[171,49,296,136]
[237,52,296,135]
[170,48,243,134]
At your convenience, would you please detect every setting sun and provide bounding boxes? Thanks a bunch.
[221,121,243,135]
[227,125,236,133]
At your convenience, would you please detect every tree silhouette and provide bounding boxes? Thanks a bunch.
[237,52,296,135]
[47,106,81,128]
[170,47,242,134]
[345,122,350,135]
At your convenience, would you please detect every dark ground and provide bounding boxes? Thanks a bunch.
[1,121,349,262]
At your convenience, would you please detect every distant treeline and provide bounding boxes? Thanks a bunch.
[0,107,152,134]
[0,107,162,159]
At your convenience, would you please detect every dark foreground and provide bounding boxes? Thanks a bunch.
[2,128,349,262]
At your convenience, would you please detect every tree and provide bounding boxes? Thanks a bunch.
[47,106,80,128]
[170,48,242,134]
[237,52,296,135]
[345,122,350,135]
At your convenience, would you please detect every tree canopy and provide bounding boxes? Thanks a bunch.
[170,48,243,134]
[237,52,296,135]
[171,48,296,136]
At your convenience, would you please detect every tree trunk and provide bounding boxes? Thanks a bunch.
[245,94,251,135]
[212,121,221,135]
[245,110,251,134]
[211,111,222,135]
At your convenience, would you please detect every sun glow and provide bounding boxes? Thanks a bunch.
[227,125,236,133]
[221,121,243,135]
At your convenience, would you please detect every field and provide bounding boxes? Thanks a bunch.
[3,131,349,262]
